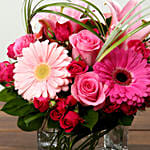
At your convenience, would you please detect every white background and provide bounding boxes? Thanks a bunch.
[0,0,149,62]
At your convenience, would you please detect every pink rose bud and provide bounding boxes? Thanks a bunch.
[69,30,103,66]
[66,95,77,106]
[55,22,73,42]
[60,111,83,133]
[71,72,107,110]
[0,61,14,82]
[7,34,35,59]
[67,60,89,77]
[33,96,49,112]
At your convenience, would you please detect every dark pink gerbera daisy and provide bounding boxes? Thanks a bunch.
[94,48,150,106]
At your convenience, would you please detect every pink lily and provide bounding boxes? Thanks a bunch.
[106,0,150,43]
[31,1,88,40]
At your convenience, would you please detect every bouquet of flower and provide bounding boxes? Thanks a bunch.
[0,0,150,149]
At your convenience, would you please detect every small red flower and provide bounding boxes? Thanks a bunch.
[0,61,14,83]
[66,95,77,106]
[120,103,137,115]
[67,60,88,77]
[60,111,83,133]
[50,109,63,121]
[55,21,73,42]
[103,99,120,113]
[33,96,49,112]
[128,40,150,59]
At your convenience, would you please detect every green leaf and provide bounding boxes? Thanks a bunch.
[0,88,18,102]
[24,112,46,125]
[17,114,44,131]
[1,98,37,117]
[118,115,134,126]
[48,118,59,128]
[83,109,98,131]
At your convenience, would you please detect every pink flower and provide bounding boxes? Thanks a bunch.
[66,95,77,106]
[14,41,72,101]
[60,111,83,133]
[7,34,35,58]
[71,72,107,110]
[67,60,89,77]
[94,47,150,106]
[31,1,88,40]
[128,40,150,59]
[33,96,49,112]
[69,30,102,66]
[106,0,150,44]
[55,21,73,41]
[7,43,16,59]
[0,61,14,82]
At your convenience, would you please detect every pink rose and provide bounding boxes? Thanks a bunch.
[0,61,14,82]
[67,60,89,77]
[33,96,49,112]
[69,30,102,66]
[60,111,83,133]
[128,40,150,59]
[7,34,35,58]
[66,95,77,106]
[55,22,73,42]
[71,72,107,110]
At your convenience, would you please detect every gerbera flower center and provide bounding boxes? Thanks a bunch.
[112,69,132,86]
[35,64,51,80]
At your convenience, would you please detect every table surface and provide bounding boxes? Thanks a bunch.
[0,102,150,150]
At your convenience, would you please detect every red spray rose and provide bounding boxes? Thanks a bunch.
[7,34,35,59]
[120,103,138,116]
[103,99,120,113]
[128,40,150,59]
[50,109,63,121]
[7,43,15,59]
[55,21,73,42]
[50,98,67,121]
[33,96,49,112]
[60,111,83,133]
[66,95,77,106]
[0,61,14,82]
[67,60,89,77]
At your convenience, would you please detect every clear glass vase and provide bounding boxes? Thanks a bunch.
[37,119,109,150]
[37,128,58,150]
[102,125,128,150]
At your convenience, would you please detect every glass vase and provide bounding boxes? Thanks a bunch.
[37,119,110,150]
[37,128,59,150]
[102,125,128,150]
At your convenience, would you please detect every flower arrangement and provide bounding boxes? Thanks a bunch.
[0,0,150,149]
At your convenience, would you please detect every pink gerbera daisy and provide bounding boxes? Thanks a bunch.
[14,40,72,101]
[94,48,150,106]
